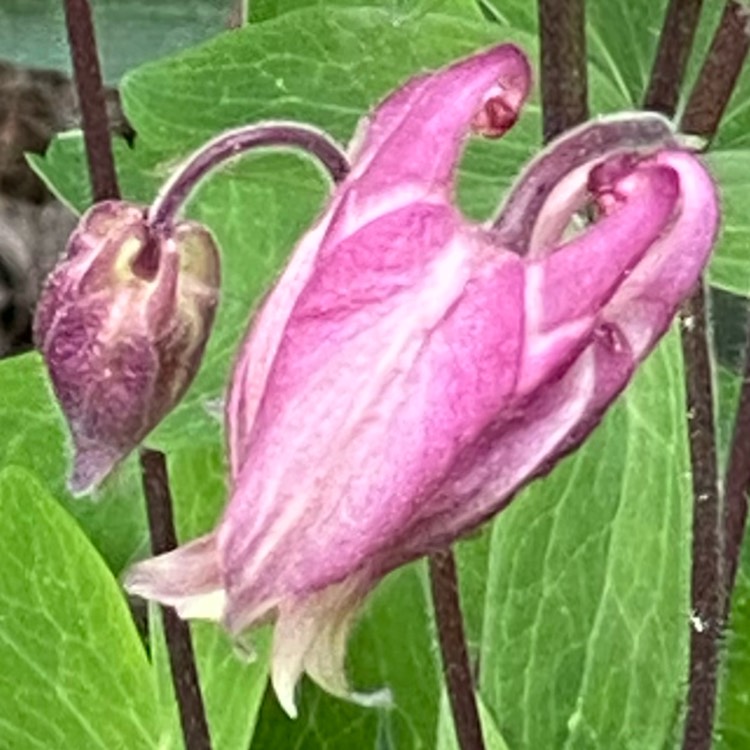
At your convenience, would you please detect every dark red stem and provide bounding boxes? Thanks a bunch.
[643,0,705,115]
[679,287,723,750]
[140,450,212,750]
[680,0,750,144]
[682,0,750,598]
[537,0,588,141]
[429,550,485,750]
[62,0,119,201]
[666,3,750,749]
[149,124,349,231]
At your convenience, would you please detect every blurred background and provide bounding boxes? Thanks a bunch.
[0,0,232,357]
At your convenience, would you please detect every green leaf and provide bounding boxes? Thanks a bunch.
[454,526,494,658]
[480,329,692,749]
[714,366,750,750]
[715,364,743,472]
[0,352,147,573]
[0,466,158,749]
[248,0,483,24]
[704,151,750,298]
[146,444,271,750]
[436,690,510,750]
[716,538,750,750]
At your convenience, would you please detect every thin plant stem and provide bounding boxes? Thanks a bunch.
[149,123,349,231]
[680,1,750,145]
[678,286,724,750]
[681,0,750,623]
[429,550,485,750]
[62,2,213,749]
[660,2,750,748]
[681,0,750,596]
[492,113,676,250]
[140,450,212,750]
[62,0,119,201]
[536,0,588,142]
[643,0,705,114]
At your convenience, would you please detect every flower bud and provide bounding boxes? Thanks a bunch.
[35,200,220,494]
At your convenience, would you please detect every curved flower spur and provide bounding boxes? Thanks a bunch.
[125,44,719,716]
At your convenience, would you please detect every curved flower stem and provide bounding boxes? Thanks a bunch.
[676,6,750,749]
[643,0,705,114]
[537,0,588,142]
[429,550,485,750]
[148,124,350,231]
[62,2,212,749]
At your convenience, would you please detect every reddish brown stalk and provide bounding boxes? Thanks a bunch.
[682,0,750,599]
[668,3,750,749]
[429,550,485,750]
[679,286,724,750]
[62,0,119,201]
[537,0,588,141]
[643,0,705,115]
[680,1,750,144]
[140,450,212,750]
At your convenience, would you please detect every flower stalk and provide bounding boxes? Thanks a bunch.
[643,0,705,115]
[429,550,485,750]
[140,450,212,750]
[149,124,350,231]
[537,0,588,141]
[62,0,119,202]
[680,0,750,146]
[677,5,750,749]
[640,1,750,747]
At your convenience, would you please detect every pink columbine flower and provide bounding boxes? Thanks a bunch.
[125,44,719,715]
[35,201,220,494]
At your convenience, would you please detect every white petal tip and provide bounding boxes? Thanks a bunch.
[273,674,300,719]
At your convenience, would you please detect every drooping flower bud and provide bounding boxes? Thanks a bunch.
[35,200,220,494]
[125,44,719,717]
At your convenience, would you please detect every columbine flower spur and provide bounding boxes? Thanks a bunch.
[117,43,717,716]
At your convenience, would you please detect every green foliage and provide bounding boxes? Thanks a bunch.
[0,467,158,749]
[716,540,750,750]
